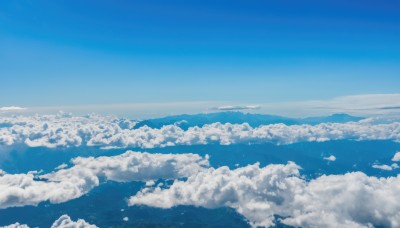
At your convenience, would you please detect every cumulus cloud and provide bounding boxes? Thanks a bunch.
[129,162,302,227]
[129,163,400,228]
[51,214,97,228]
[0,151,209,209]
[0,113,137,148]
[1,223,29,228]
[392,152,400,162]
[323,155,336,161]
[1,114,399,149]
[212,105,261,111]
[2,215,97,228]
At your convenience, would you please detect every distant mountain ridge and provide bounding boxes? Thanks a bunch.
[134,112,364,129]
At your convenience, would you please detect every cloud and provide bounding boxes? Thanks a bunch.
[323,155,336,161]
[129,163,400,228]
[379,106,400,110]
[372,164,393,171]
[55,163,68,170]
[129,162,301,227]
[0,151,209,209]
[393,152,400,162]
[0,106,26,111]
[2,215,97,228]
[0,113,138,148]
[51,214,97,228]
[212,105,261,111]
[255,93,400,117]
[2,223,29,228]
[1,114,399,149]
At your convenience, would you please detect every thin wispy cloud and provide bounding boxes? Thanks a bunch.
[0,106,26,111]
[211,105,261,111]
[256,93,400,117]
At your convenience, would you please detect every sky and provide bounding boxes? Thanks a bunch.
[0,0,399,117]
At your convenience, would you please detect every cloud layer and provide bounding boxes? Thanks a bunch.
[129,163,400,228]
[0,151,209,208]
[1,114,399,149]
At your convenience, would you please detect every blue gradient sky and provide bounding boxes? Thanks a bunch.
[1,0,399,114]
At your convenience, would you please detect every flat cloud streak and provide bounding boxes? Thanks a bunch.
[258,93,400,117]
[212,105,261,111]
[0,106,26,111]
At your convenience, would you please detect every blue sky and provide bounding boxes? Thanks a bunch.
[0,0,399,116]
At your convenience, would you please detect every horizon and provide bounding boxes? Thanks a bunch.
[1,93,400,119]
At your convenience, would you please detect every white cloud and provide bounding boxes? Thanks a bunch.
[0,113,137,148]
[55,163,68,170]
[212,105,261,111]
[2,215,96,228]
[122,217,129,222]
[51,215,97,228]
[0,106,26,112]
[372,164,393,171]
[392,152,400,162]
[129,163,400,228]
[130,162,301,227]
[1,114,399,149]
[0,151,209,209]
[323,155,336,161]
[1,223,29,228]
